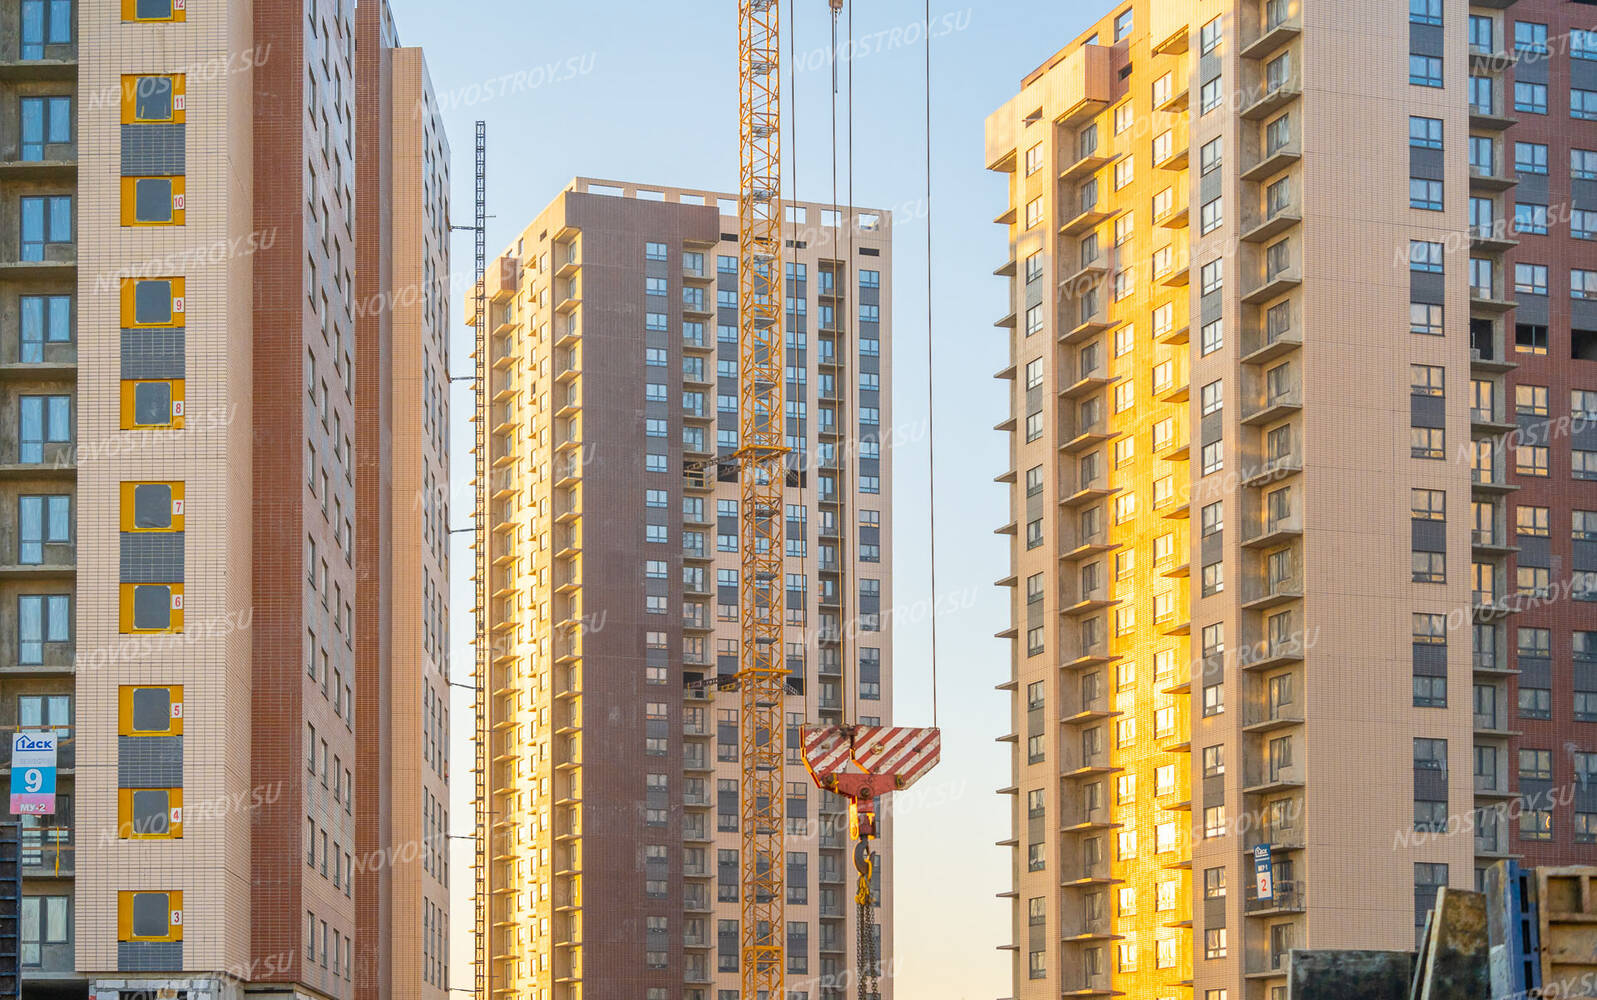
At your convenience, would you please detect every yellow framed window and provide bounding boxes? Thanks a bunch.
[120,75,186,124]
[119,583,183,634]
[118,788,183,839]
[119,277,185,328]
[117,890,182,942]
[120,177,185,227]
[118,685,184,736]
[123,0,186,21]
[119,481,185,532]
[120,379,185,430]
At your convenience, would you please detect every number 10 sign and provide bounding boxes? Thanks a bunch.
[10,730,57,815]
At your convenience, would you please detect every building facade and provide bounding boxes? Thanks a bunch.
[988,1,1596,999]
[0,0,448,996]
[476,178,894,1000]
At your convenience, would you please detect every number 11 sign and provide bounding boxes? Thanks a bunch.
[10,730,57,815]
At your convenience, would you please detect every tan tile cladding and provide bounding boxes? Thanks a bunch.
[74,0,260,977]
[986,1,1578,999]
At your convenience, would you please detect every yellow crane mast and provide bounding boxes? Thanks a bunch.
[735,1,789,997]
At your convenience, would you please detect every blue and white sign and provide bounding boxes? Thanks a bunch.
[1253,843,1275,901]
[10,729,57,815]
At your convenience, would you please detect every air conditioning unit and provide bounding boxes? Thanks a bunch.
[1471,348,1483,362]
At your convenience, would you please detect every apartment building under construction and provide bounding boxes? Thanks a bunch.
[988,0,1597,998]
[475,178,894,1000]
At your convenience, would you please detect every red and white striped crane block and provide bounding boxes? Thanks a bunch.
[800,725,941,841]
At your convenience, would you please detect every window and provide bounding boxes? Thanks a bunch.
[17,495,70,565]
[1410,241,1443,273]
[1024,142,1043,176]
[1515,202,1548,235]
[1410,55,1442,88]
[1514,82,1546,114]
[1200,318,1223,356]
[1113,8,1133,40]
[1516,142,1548,175]
[1200,259,1223,295]
[19,96,71,161]
[121,176,184,226]
[1574,89,1597,121]
[1515,263,1547,296]
[1024,197,1043,229]
[126,0,185,21]
[1411,427,1444,460]
[1200,197,1223,234]
[1410,0,1441,25]
[19,196,71,261]
[1410,178,1443,211]
[1574,270,1597,300]
[1411,489,1445,521]
[1199,16,1221,54]
[1200,77,1223,114]
[1411,303,1443,336]
[1575,148,1597,180]
[1410,116,1443,150]
[119,890,182,942]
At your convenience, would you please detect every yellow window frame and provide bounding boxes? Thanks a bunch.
[117,788,184,839]
[119,481,185,532]
[120,74,186,124]
[121,0,187,22]
[117,890,183,942]
[117,685,184,736]
[120,380,186,430]
[119,583,184,635]
[120,176,186,227]
[119,277,185,328]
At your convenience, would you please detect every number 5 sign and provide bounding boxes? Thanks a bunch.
[10,729,58,815]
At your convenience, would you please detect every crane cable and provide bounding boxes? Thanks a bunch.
[923,0,939,730]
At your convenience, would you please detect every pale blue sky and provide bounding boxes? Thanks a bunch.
[402,3,1098,996]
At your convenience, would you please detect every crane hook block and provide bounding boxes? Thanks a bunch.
[800,724,941,842]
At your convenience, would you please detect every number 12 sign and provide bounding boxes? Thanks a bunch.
[10,730,57,815]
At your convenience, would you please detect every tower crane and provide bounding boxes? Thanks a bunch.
[734,3,941,999]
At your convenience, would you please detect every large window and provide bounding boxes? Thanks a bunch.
[17,496,70,564]
[18,395,70,463]
[19,97,71,161]
[18,595,69,664]
[20,895,68,966]
[19,196,72,261]
[20,0,72,59]
[18,296,71,362]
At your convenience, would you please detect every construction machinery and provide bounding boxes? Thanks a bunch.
[734,2,940,998]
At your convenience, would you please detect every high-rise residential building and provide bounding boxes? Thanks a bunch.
[0,0,448,997]
[475,177,894,1000]
[987,1,1596,998]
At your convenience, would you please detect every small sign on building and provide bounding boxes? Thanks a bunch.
[9,730,57,816]
[1253,842,1275,901]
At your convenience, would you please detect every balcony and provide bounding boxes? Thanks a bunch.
[1240,0,1302,61]
[1060,146,1115,183]
[1241,510,1303,549]
[1470,220,1518,256]
[1245,820,1305,853]
[1240,72,1302,121]
[1243,699,1304,733]
[1242,573,1302,610]
[1244,880,1307,915]
[1241,258,1302,305]
[1241,195,1303,244]
[1243,763,1304,795]
[1060,416,1118,455]
[1241,387,1302,426]
[1241,134,1301,183]
[1060,746,1119,780]
[1469,94,1517,133]
[1060,198,1116,237]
